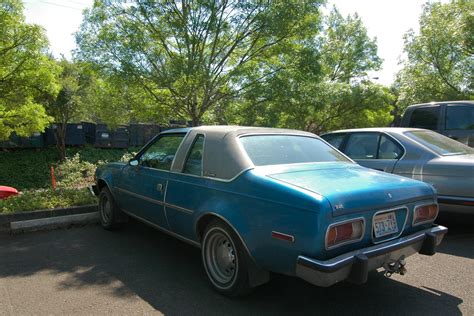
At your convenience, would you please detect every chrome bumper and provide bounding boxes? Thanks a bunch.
[296,225,448,287]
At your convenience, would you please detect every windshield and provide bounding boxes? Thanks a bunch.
[239,135,350,166]
[404,130,474,156]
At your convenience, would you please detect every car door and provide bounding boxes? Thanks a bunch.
[342,132,403,173]
[117,133,186,228]
[165,134,207,240]
[443,103,474,147]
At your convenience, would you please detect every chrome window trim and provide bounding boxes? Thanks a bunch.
[182,133,205,177]
[135,131,189,172]
[412,202,439,227]
[324,217,366,250]
[380,132,407,161]
[371,206,409,244]
[122,208,200,248]
[168,167,253,183]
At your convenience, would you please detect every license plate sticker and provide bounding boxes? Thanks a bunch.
[373,212,398,238]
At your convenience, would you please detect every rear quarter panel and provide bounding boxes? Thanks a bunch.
[165,170,332,275]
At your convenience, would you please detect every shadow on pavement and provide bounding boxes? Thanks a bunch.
[0,219,465,315]
[435,213,474,259]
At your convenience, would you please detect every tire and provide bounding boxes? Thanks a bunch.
[202,219,252,297]
[98,187,127,230]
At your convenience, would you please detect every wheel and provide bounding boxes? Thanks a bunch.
[202,219,252,297]
[98,187,127,230]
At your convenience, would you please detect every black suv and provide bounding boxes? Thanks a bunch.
[400,101,474,147]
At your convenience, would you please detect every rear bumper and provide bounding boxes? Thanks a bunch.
[296,225,448,287]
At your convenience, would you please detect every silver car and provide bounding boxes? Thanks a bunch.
[321,128,474,214]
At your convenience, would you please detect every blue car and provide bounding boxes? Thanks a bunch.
[93,126,447,296]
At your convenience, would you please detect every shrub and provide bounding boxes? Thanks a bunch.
[0,188,97,214]
[0,146,138,190]
[56,153,97,189]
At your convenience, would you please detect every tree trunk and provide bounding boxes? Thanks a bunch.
[54,123,67,162]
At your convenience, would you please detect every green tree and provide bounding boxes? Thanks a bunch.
[79,68,173,128]
[226,6,391,133]
[46,60,90,161]
[395,0,473,109]
[0,0,59,140]
[76,0,323,126]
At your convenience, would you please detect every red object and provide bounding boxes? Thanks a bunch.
[50,166,56,190]
[0,186,19,199]
[271,231,295,242]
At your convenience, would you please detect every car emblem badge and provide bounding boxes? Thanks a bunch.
[334,203,344,210]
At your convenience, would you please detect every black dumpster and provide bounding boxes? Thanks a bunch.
[94,125,129,148]
[44,123,96,146]
[129,124,160,147]
[2,132,45,148]
[82,122,96,144]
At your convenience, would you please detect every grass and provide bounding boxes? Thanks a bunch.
[0,188,97,214]
[0,145,139,214]
[0,146,138,190]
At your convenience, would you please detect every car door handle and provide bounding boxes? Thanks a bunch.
[156,184,163,193]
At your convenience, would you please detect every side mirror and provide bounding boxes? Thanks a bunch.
[129,159,139,167]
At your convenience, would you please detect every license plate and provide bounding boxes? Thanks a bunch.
[373,212,398,238]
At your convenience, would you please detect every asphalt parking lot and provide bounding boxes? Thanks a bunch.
[0,215,472,315]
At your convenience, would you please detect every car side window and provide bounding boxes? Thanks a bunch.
[345,133,379,159]
[408,106,440,130]
[139,134,185,170]
[446,105,474,130]
[378,135,403,159]
[321,133,346,149]
[183,135,204,176]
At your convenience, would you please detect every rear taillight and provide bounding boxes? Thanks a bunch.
[326,219,365,249]
[413,203,438,225]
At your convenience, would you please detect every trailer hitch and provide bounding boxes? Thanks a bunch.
[383,255,407,277]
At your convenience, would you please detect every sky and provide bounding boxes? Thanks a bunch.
[23,0,444,86]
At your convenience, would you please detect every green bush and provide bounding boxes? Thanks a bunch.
[0,146,140,213]
[56,153,98,189]
[0,188,97,214]
[0,146,138,190]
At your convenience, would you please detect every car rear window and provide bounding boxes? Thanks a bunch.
[404,130,474,156]
[239,135,350,166]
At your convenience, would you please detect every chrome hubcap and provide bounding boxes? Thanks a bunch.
[205,231,237,285]
[100,196,112,223]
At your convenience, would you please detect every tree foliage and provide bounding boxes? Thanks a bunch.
[0,0,59,140]
[76,0,323,125]
[224,7,391,133]
[395,0,473,109]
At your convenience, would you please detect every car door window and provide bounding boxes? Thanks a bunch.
[345,133,379,159]
[446,105,474,130]
[140,134,185,170]
[378,135,403,159]
[183,135,204,176]
[321,133,346,149]
[408,106,440,130]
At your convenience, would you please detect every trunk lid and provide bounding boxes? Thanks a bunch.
[266,163,434,216]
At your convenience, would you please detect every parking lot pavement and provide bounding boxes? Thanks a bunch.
[0,216,472,315]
